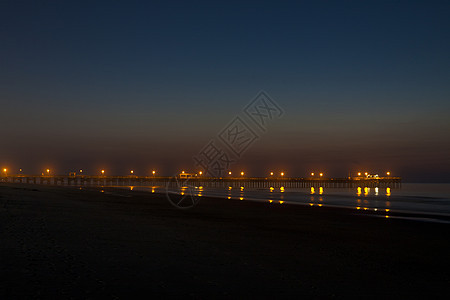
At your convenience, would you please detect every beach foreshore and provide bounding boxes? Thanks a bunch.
[1,183,449,298]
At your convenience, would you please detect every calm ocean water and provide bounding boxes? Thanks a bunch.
[158,183,450,218]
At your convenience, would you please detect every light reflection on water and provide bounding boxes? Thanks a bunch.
[158,183,450,217]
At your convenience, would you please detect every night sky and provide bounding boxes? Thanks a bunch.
[1,0,449,182]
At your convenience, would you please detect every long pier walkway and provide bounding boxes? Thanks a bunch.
[1,175,402,189]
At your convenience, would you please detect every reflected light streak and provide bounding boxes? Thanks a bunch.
[310,187,315,194]
[364,187,369,196]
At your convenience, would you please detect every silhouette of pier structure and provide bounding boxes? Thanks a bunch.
[2,175,401,189]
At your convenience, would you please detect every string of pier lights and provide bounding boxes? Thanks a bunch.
[0,168,390,178]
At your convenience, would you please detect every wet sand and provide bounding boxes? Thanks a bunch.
[1,183,449,298]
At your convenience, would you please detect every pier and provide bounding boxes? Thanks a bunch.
[1,175,402,189]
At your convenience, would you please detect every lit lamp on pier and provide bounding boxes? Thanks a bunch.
[199,171,203,176]
[79,169,83,174]
[3,168,7,176]
[240,171,244,177]
[319,173,323,177]
[386,171,391,176]
[357,172,361,176]
[228,171,232,176]
[281,172,285,177]
[46,169,50,175]
[101,169,105,176]
[311,172,314,176]
[270,172,274,176]
[130,170,134,175]
[152,170,156,176]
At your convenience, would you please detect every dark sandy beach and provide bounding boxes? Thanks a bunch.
[1,183,449,298]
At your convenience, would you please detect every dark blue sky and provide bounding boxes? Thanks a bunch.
[1,0,449,181]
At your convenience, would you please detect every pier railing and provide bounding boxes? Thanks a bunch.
[1,175,402,188]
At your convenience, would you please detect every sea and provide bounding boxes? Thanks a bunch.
[157,183,450,222]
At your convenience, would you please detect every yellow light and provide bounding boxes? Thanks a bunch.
[311,172,314,176]
[130,186,134,191]
[318,204,323,207]
[101,170,105,174]
[130,170,134,174]
[269,200,273,203]
[310,187,315,194]
[387,171,390,176]
[270,187,274,192]
[228,171,232,175]
[280,186,285,192]
[240,186,244,191]
[228,186,232,190]
[385,215,389,218]
[365,172,368,176]
[152,170,156,175]
[241,171,244,176]
[80,169,83,173]
[239,197,244,201]
[281,172,284,176]
[199,186,203,190]
[227,196,231,199]
[386,187,391,196]
[356,207,361,210]
[319,173,323,177]
[3,168,6,173]
[309,203,314,206]
[270,172,273,176]
[182,170,185,174]
[199,171,203,175]
[152,188,155,193]
[279,201,284,204]
[357,187,362,195]
[319,187,323,194]
[385,209,390,212]
[357,172,361,176]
